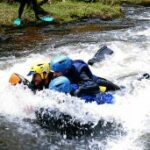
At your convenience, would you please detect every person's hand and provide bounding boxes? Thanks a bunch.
[73,88,82,96]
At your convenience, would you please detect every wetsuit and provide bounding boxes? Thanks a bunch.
[65,67,99,96]
[9,72,114,104]
[64,60,120,96]
[93,75,120,91]
[71,84,114,105]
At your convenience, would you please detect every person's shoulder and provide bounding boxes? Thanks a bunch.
[73,59,86,64]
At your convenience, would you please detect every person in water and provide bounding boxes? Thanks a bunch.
[9,55,119,95]
[27,62,54,91]
[13,0,54,26]
[49,76,114,105]
[50,55,120,96]
[9,72,114,105]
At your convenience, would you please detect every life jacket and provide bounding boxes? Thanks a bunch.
[72,60,105,83]
[67,60,108,93]
[73,60,93,78]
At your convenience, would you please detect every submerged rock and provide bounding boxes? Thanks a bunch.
[0,34,11,43]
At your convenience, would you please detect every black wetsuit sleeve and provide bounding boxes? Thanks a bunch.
[28,81,43,92]
[28,82,38,93]
[74,71,99,96]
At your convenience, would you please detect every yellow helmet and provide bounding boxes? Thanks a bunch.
[27,63,50,79]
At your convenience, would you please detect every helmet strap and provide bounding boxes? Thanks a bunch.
[43,72,48,79]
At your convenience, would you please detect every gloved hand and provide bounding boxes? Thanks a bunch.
[73,88,82,97]
[71,84,81,96]
[138,73,150,81]
[142,73,150,79]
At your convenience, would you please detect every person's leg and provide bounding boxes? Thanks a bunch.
[35,0,49,16]
[18,1,26,19]
[98,78,120,91]
[38,0,49,6]
[93,76,120,91]
[31,0,53,22]
[13,0,26,25]
[31,0,40,20]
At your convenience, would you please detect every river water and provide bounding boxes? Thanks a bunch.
[0,5,150,150]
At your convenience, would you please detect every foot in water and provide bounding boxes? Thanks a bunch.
[40,16,54,22]
[88,46,114,65]
[13,18,22,26]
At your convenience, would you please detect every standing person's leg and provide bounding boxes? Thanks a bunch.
[31,0,54,22]
[38,0,49,6]
[31,0,40,20]
[18,1,26,19]
[13,0,26,26]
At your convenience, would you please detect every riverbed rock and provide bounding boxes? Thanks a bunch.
[121,0,150,6]
[0,34,11,43]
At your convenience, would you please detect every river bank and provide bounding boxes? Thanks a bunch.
[1,3,149,57]
[0,0,149,27]
[0,1,121,26]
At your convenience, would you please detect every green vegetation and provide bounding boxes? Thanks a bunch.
[0,0,149,26]
[0,2,36,26]
[44,1,121,22]
[0,3,17,26]
[0,1,121,26]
